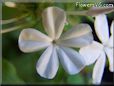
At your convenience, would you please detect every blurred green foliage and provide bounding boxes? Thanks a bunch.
[2,1,114,85]
[2,59,25,84]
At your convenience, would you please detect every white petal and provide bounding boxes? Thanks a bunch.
[105,47,114,72]
[87,7,114,16]
[18,29,52,53]
[58,32,93,48]
[57,46,85,74]
[36,45,59,79]
[42,7,66,39]
[79,41,103,65]
[60,24,92,40]
[92,51,106,84]
[107,20,114,48]
[111,20,114,35]
[94,14,109,44]
[107,35,113,48]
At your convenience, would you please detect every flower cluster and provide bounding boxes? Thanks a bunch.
[18,7,113,84]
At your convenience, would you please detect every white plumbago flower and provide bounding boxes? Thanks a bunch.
[18,7,93,79]
[79,14,114,84]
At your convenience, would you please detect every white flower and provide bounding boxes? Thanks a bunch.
[18,7,93,79]
[79,14,114,84]
[4,2,16,8]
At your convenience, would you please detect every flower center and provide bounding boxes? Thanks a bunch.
[52,40,57,44]
[52,39,60,45]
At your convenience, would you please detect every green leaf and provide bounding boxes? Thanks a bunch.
[2,59,25,84]
[67,74,85,84]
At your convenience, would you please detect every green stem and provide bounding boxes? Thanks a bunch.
[1,19,36,34]
[2,14,29,25]
[66,10,88,16]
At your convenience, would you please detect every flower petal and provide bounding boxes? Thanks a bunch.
[79,41,103,65]
[58,32,93,48]
[92,51,106,84]
[111,20,114,35]
[36,45,59,79]
[57,46,85,74]
[94,14,109,44]
[107,35,113,48]
[87,7,114,16]
[107,20,114,48]
[42,7,66,39]
[60,24,92,40]
[105,47,114,72]
[19,29,52,53]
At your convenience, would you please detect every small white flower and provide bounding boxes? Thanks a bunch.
[80,14,114,84]
[18,7,93,79]
[4,2,16,8]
